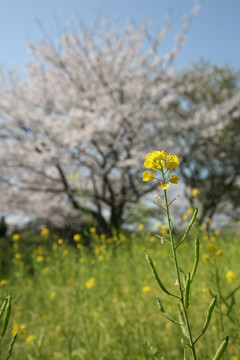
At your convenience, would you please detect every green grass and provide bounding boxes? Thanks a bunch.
[0,229,239,359]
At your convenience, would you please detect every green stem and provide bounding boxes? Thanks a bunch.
[163,186,197,360]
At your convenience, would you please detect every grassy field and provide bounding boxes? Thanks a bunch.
[0,226,239,360]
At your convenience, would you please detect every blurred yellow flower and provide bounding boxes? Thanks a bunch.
[182,214,188,221]
[142,171,155,181]
[57,238,63,245]
[138,223,144,231]
[25,334,36,345]
[191,188,200,196]
[36,256,44,263]
[0,279,7,286]
[231,356,238,360]
[90,227,96,234]
[161,182,169,190]
[168,174,179,184]
[226,271,236,283]
[15,253,21,259]
[41,228,49,237]
[12,234,20,241]
[85,277,95,289]
[142,286,151,293]
[49,291,56,300]
[187,208,194,216]
[73,234,81,242]
[12,323,26,336]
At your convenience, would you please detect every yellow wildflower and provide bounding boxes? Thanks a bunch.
[49,291,56,300]
[41,228,49,237]
[138,223,144,231]
[165,154,180,170]
[142,286,151,293]
[191,188,200,196]
[182,214,188,221]
[0,279,7,286]
[36,256,44,263]
[12,234,20,241]
[226,271,236,283]
[161,182,169,190]
[12,323,26,336]
[57,238,63,245]
[187,208,194,216]
[142,171,155,181]
[73,234,81,242]
[25,334,36,345]
[90,227,96,234]
[169,174,179,184]
[85,277,95,289]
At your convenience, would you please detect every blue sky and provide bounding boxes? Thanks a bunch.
[0,0,239,70]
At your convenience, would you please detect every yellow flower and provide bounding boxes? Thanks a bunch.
[36,256,44,263]
[90,227,96,234]
[73,234,81,242]
[187,208,194,216]
[25,334,36,345]
[85,277,95,289]
[41,228,49,237]
[12,323,26,336]
[169,174,179,184]
[0,279,7,286]
[191,188,200,196]
[12,234,20,241]
[142,171,155,181]
[142,286,151,293]
[144,151,166,170]
[57,238,63,245]
[166,154,180,170]
[160,182,169,190]
[138,224,144,231]
[231,356,238,360]
[182,214,188,221]
[49,291,56,300]
[226,271,236,283]
[15,253,21,259]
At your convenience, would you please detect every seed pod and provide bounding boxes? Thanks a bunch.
[0,298,7,321]
[178,304,190,339]
[177,209,198,248]
[202,295,217,335]
[190,238,199,283]
[184,273,191,310]
[146,254,173,296]
[147,340,167,360]
[1,294,11,338]
[212,336,229,360]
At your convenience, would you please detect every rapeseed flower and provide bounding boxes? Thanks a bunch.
[85,277,95,289]
[143,150,180,190]
[226,271,236,283]
[142,286,151,293]
[12,234,20,241]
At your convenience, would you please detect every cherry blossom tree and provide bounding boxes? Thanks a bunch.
[174,61,240,224]
[0,10,199,234]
